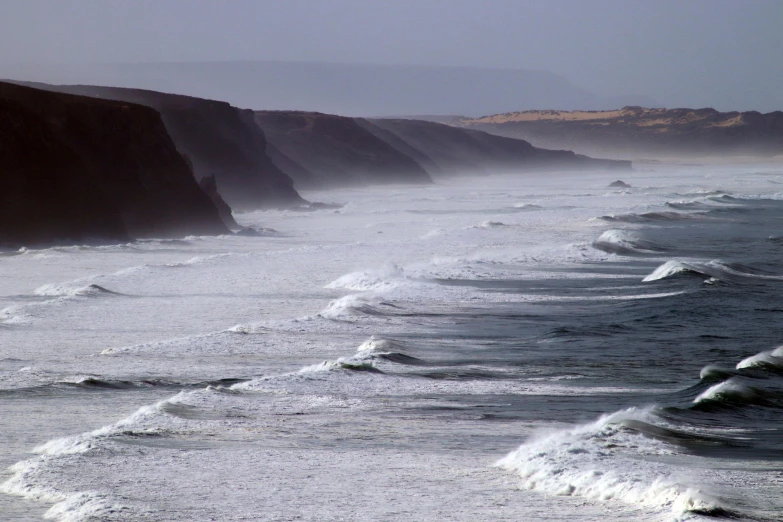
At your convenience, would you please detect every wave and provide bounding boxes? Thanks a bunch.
[676,189,726,198]
[296,337,407,374]
[408,204,544,215]
[317,294,402,320]
[1,283,124,325]
[1,252,248,325]
[736,346,783,371]
[496,407,727,519]
[706,194,739,203]
[0,305,30,325]
[325,265,407,292]
[692,378,770,407]
[642,260,707,282]
[592,230,664,255]
[698,365,735,382]
[0,396,178,521]
[593,211,713,223]
[497,342,783,518]
[643,259,783,283]
[476,220,508,228]
[665,200,717,211]
[33,283,124,298]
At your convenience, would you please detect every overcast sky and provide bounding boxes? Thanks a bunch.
[1,0,781,110]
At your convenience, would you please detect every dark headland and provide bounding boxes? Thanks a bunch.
[12,82,305,211]
[450,107,783,159]
[1,80,632,247]
[0,81,229,247]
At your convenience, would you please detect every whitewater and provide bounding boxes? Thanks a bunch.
[2,165,783,521]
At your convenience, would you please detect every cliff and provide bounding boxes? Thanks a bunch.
[365,118,630,174]
[198,175,239,230]
[254,111,629,188]
[453,107,783,159]
[0,82,229,246]
[12,82,305,210]
[254,111,432,189]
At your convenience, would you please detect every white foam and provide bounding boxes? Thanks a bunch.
[693,378,757,404]
[317,294,389,320]
[0,305,30,325]
[325,264,406,291]
[643,260,700,282]
[34,283,118,298]
[0,397,179,521]
[496,408,723,519]
[594,229,661,255]
[736,346,783,370]
[355,336,401,353]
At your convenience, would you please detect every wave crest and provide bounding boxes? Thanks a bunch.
[643,259,783,283]
[496,408,725,518]
[593,230,663,255]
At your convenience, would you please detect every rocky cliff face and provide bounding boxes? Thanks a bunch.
[15,82,305,210]
[453,107,783,159]
[0,82,229,246]
[254,111,433,189]
[198,175,239,230]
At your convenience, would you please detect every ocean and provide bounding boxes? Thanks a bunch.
[2,164,783,521]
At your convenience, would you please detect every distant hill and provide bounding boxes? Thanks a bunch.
[452,107,783,159]
[0,82,228,246]
[0,61,657,117]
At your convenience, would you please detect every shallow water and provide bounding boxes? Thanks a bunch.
[2,165,783,521]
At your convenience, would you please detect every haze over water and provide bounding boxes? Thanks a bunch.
[2,164,783,520]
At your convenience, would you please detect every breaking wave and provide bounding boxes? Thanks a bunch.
[594,211,712,223]
[643,259,783,283]
[317,294,402,320]
[34,283,124,298]
[496,408,727,519]
[736,346,783,371]
[592,230,664,255]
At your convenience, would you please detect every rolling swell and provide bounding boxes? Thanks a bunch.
[655,349,783,466]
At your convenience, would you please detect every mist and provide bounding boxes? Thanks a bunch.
[1,0,781,113]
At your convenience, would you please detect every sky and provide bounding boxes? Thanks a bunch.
[1,0,781,111]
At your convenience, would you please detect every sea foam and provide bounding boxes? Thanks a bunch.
[496,408,724,519]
